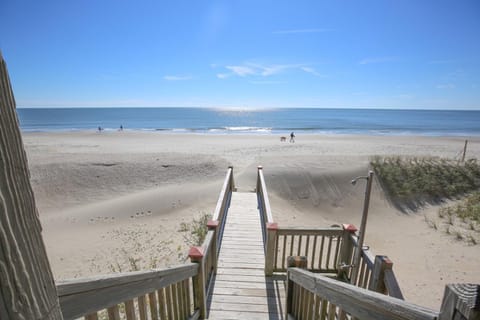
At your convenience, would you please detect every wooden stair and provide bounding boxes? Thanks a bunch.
[207,192,285,320]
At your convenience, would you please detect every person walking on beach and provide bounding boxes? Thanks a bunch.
[290,131,295,143]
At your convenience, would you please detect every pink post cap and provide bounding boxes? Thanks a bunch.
[343,224,358,232]
[207,220,219,229]
[188,246,204,260]
[267,222,278,230]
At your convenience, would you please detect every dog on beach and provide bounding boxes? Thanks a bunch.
[280,136,287,142]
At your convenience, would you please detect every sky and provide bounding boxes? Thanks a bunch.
[1,0,479,109]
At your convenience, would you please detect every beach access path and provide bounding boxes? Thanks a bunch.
[207,191,285,320]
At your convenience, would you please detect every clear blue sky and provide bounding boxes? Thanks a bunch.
[1,0,479,109]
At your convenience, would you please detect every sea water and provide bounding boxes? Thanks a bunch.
[16,107,480,136]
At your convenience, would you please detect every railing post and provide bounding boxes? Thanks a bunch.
[287,256,308,269]
[439,284,479,320]
[189,247,207,319]
[369,255,392,294]
[338,224,357,280]
[257,166,263,194]
[285,256,308,320]
[228,165,235,191]
[207,220,219,272]
[265,222,278,276]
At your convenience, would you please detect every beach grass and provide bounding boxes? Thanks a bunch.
[439,192,480,223]
[178,212,212,246]
[370,156,480,211]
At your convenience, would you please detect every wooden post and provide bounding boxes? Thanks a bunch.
[351,171,374,285]
[207,220,219,272]
[265,222,278,276]
[439,284,479,320]
[285,256,308,320]
[338,224,357,279]
[462,140,468,162]
[189,246,207,319]
[228,165,235,191]
[369,255,392,294]
[0,53,64,319]
[287,256,308,269]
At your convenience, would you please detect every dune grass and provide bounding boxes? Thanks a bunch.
[370,156,480,211]
[178,212,212,246]
[439,192,480,223]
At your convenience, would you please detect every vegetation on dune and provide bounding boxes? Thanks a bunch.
[425,192,480,244]
[372,156,480,244]
[370,156,480,211]
[439,192,480,224]
[179,212,212,246]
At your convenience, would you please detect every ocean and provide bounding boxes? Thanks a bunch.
[16,107,480,136]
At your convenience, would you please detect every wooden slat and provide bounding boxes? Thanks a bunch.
[138,295,148,320]
[277,228,344,236]
[157,288,167,320]
[107,305,120,320]
[148,291,159,320]
[165,285,174,320]
[209,294,282,305]
[124,300,135,320]
[209,191,285,320]
[207,310,283,320]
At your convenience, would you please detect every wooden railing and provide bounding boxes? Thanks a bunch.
[256,166,274,244]
[285,267,439,320]
[56,167,235,320]
[269,227,345,274]
[339,226,404,299]
[57,263,199,320]
[188,166,235,319]
[257,167,405,299]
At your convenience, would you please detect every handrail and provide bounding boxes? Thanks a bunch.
[212,166,234,222]
[211,166,234,253]
[256,166,274,226]
[286,267,439,320]
[384,269,405,299]
[57,263,199,319]
[188,166,235,318]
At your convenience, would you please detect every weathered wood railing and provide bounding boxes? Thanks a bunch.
[340,225,404,299]
[285,267,440,320]
[56,167,235,320]
[269,226,345,274]
[57,263,199,320]
[257,166,404,299]
[257,165,274,247]
[188,166,235,319]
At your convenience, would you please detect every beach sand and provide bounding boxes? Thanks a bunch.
[23,131,480,310]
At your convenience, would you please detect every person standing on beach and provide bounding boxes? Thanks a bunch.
[290,131,295,143]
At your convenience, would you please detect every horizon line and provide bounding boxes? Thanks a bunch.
[15,105,480,111]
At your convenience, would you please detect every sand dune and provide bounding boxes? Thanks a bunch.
[23,131,480,309]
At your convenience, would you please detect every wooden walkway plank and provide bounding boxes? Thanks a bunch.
[208,192,285,320]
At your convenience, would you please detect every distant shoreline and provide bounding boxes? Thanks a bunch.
[20,128,480,137]
[17,107,480,136]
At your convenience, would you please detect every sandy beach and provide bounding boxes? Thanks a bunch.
[23,131,480,310]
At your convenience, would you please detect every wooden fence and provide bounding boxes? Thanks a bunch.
[56,167,235,320]
[57,264,199,320]
[286,268,479,320]
[257,166,404,299]
[188,166,235,319]
[286,267,439,320]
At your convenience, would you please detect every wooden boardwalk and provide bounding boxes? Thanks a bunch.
[207,192,285,320]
